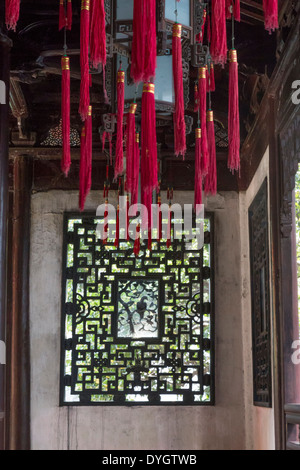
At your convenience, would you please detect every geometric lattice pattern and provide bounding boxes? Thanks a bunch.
[60,213,214,406]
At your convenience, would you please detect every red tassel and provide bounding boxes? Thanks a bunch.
[196,8,207,44]
[114,69,125,179]
[208,63,216,92]
[131,0,157,84]
[79,106,92,211]
[67,0,73,30]
[172,23,186,158]
[211,0,228,67]
[59,0,66,30]
[166,204,172,249]
[114,204,120,247]
[141,83,158,197]
[90,0,106,69]
[131,133,140,206]
[204,111,217,196]
[103,200,108,245]
[79,0,90,121]
[226,0,240,21]
[198,67,209,176]
[61,56,71,176]
[228,49,240,173]
[263,0,278,34]
[194,128,203,215]
[134,224,141,256]
[126,103,138,200]
[5,0,20,31]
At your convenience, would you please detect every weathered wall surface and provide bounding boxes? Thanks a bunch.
[29,187,262,450]
[239,148,275,450]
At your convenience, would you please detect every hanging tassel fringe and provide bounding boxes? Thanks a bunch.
[211,0,228,67]
[194,128,203,215]
[226,0,240,21]
[141,83,158,196]
[90,0,107,69]
[228,49,240,173]
[114,69,125,179]
[5,0,20,31]
[263,0,278,34]
[204,110,217,195]
[198,66,209,176]
[134,224,141,256]
[61,56,71,176]
[79,106,92,211]
[172,23,186,158]
[126,102,138,199]
[131,0,157,83]
[79,0,90,121]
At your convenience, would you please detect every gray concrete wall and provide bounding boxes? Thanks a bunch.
[29,181,271,450]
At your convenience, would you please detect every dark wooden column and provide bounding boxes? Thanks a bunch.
[6,156,32,450]
[0,31,12,451]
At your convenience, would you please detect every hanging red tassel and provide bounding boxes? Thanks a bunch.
[198,66,209,176]
[67,0,73,30]
[228,49,240,173]
[263,0,278,34]
[166,203,172,249]
[172,23,186,158]
[90,0,106,69]
[131,133,140,206]
[126,102,138,201]
[114,203,120,247]
[196,8,207,44]
[131,0,157,84]
[5,0,20,31]
[141,83,158,196]
[134,224,141,256]
[103,200,108,245]
[79,106,92,211]
[59,0,66,30]
[79,0,90,121]
[61,56,71,177]
[204,110,217,196]
[114,69,125,180]
[211,0,228,67]
[208,63,216,92]
[226,0,240,21]
[194,128,203,215]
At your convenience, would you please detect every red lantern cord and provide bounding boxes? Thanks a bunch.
[172,23,186,158]
[198,67,209,176]
[90,0,106,69]
[228,49,240,173]
[114,203,120,247]
[211,0,228,67]
[103,200,108,245]
[126,103,138,200]
[194,128,203,215]
[114,68,125,180]
[131,0,157,84]
[166,203,172,249]
[196,8,207,44]
[61,56,71,176]
[157,194,162,241]
[134,224,141,257]
[79,106,92,211]
[204,110,217,196]
[226,0,240,21]
[194,84,199,113]
[141,83,158,197]
[263,0,278,34]
[131,133,140,206]
[208,63,216,92]
[79,0,90,121]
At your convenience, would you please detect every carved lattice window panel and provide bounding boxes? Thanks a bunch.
[249,179,272,407]
[60,213,214,406]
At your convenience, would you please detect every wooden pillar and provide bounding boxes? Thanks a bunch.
[0,32,12,451]
[6,156,32,450]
